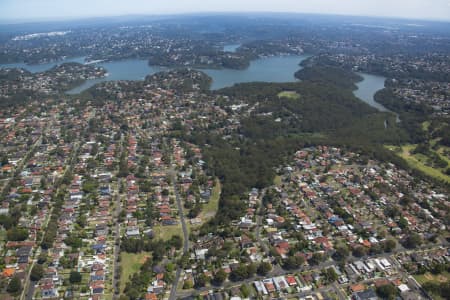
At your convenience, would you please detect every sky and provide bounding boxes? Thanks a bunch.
[1,0,450,22]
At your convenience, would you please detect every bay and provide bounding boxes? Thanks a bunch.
[66,59,166,94]
[66,55,309,93]
[0,57,85,73]
[354,72,400,122]
[203,55,310,90]
[223,44,241,52]
[354,72,389,111]
[1,55,391,108]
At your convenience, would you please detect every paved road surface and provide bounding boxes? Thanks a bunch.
[21,141,80,300]
[112,189,122,299]
[25,281,36,300]
[169,168,189,300]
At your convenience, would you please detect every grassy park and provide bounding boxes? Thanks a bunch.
[278,91,300,100]
[386,144,450,183]
[120,252,151,292]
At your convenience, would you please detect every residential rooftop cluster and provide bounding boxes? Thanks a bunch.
[173,145,448,300]
[0,63,106,100]
[388,78,450,115]
[0,16,449,299]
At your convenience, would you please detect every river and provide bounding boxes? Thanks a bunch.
[204,55,310,90]
[354,72,400,122]
[354,72,389,112]
[66,59,166,94]
[68,55,310,93]
[0,57,85,73]
[1,55,392,113]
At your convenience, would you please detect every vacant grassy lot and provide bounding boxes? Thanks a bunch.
[120,252,151,292]
[187,179,222,233]
[415,271,450,285]
[278,91,300,100]
[273,175,282,186]
[152,223,182,241]
[200,179,221,220]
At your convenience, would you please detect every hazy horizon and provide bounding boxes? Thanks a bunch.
[1,0,450,24]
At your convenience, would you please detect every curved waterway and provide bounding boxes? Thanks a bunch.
[65,55,310,93]
[204,55,310,90]
[354,72,400,122]
[1,55,394,115]
[0,57,85,73]
[354,72,389,111]
[66,59,166,94]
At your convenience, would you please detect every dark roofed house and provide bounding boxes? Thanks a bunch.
[92,287,104,295]
[18,256,29,264]
[200,190,211,202]
[91,275,104,281]
[16,246,32,256]
[92,244,106,253]
[353,289,378,300]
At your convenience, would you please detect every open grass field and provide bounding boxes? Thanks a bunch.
[120,252,151,292]
[385,144,450,183]
[274,175,282,186]
[188,179,222,232]
[278,91,300,100]
[152,223,182,241]
[421,121,431,132]
[200,179,221,220]
[415,271,450,285]
[414,271,450,300]
[0,229,6,242]
[437,146,450,165]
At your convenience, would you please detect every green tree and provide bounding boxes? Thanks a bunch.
[431,263,446,275]
[310,252,324,265]
[230,263,256,281]
[422,282,440,295]
[240,284,251,298]
[125,287,140,300]
[7,227,28,241]
[403,233,422,249]
[30,264,44,281]
[376,284,398,300]
[257,262,272,276]
[353,246,368,257]
[64,234,82,249]
[283,256,305,270]
[398,217,409,230]
[7,276,22,295]
[37,252,48,264]
[168,235,183,250]
[334,245,350,261]
[69,271,82,284]
[384,239,397,252]
[212,269,227,285]
[183,280,194,289]
[322,267,338,283]
[195,274,208,288]
[1,153,8,165]
[247,263,257,277]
